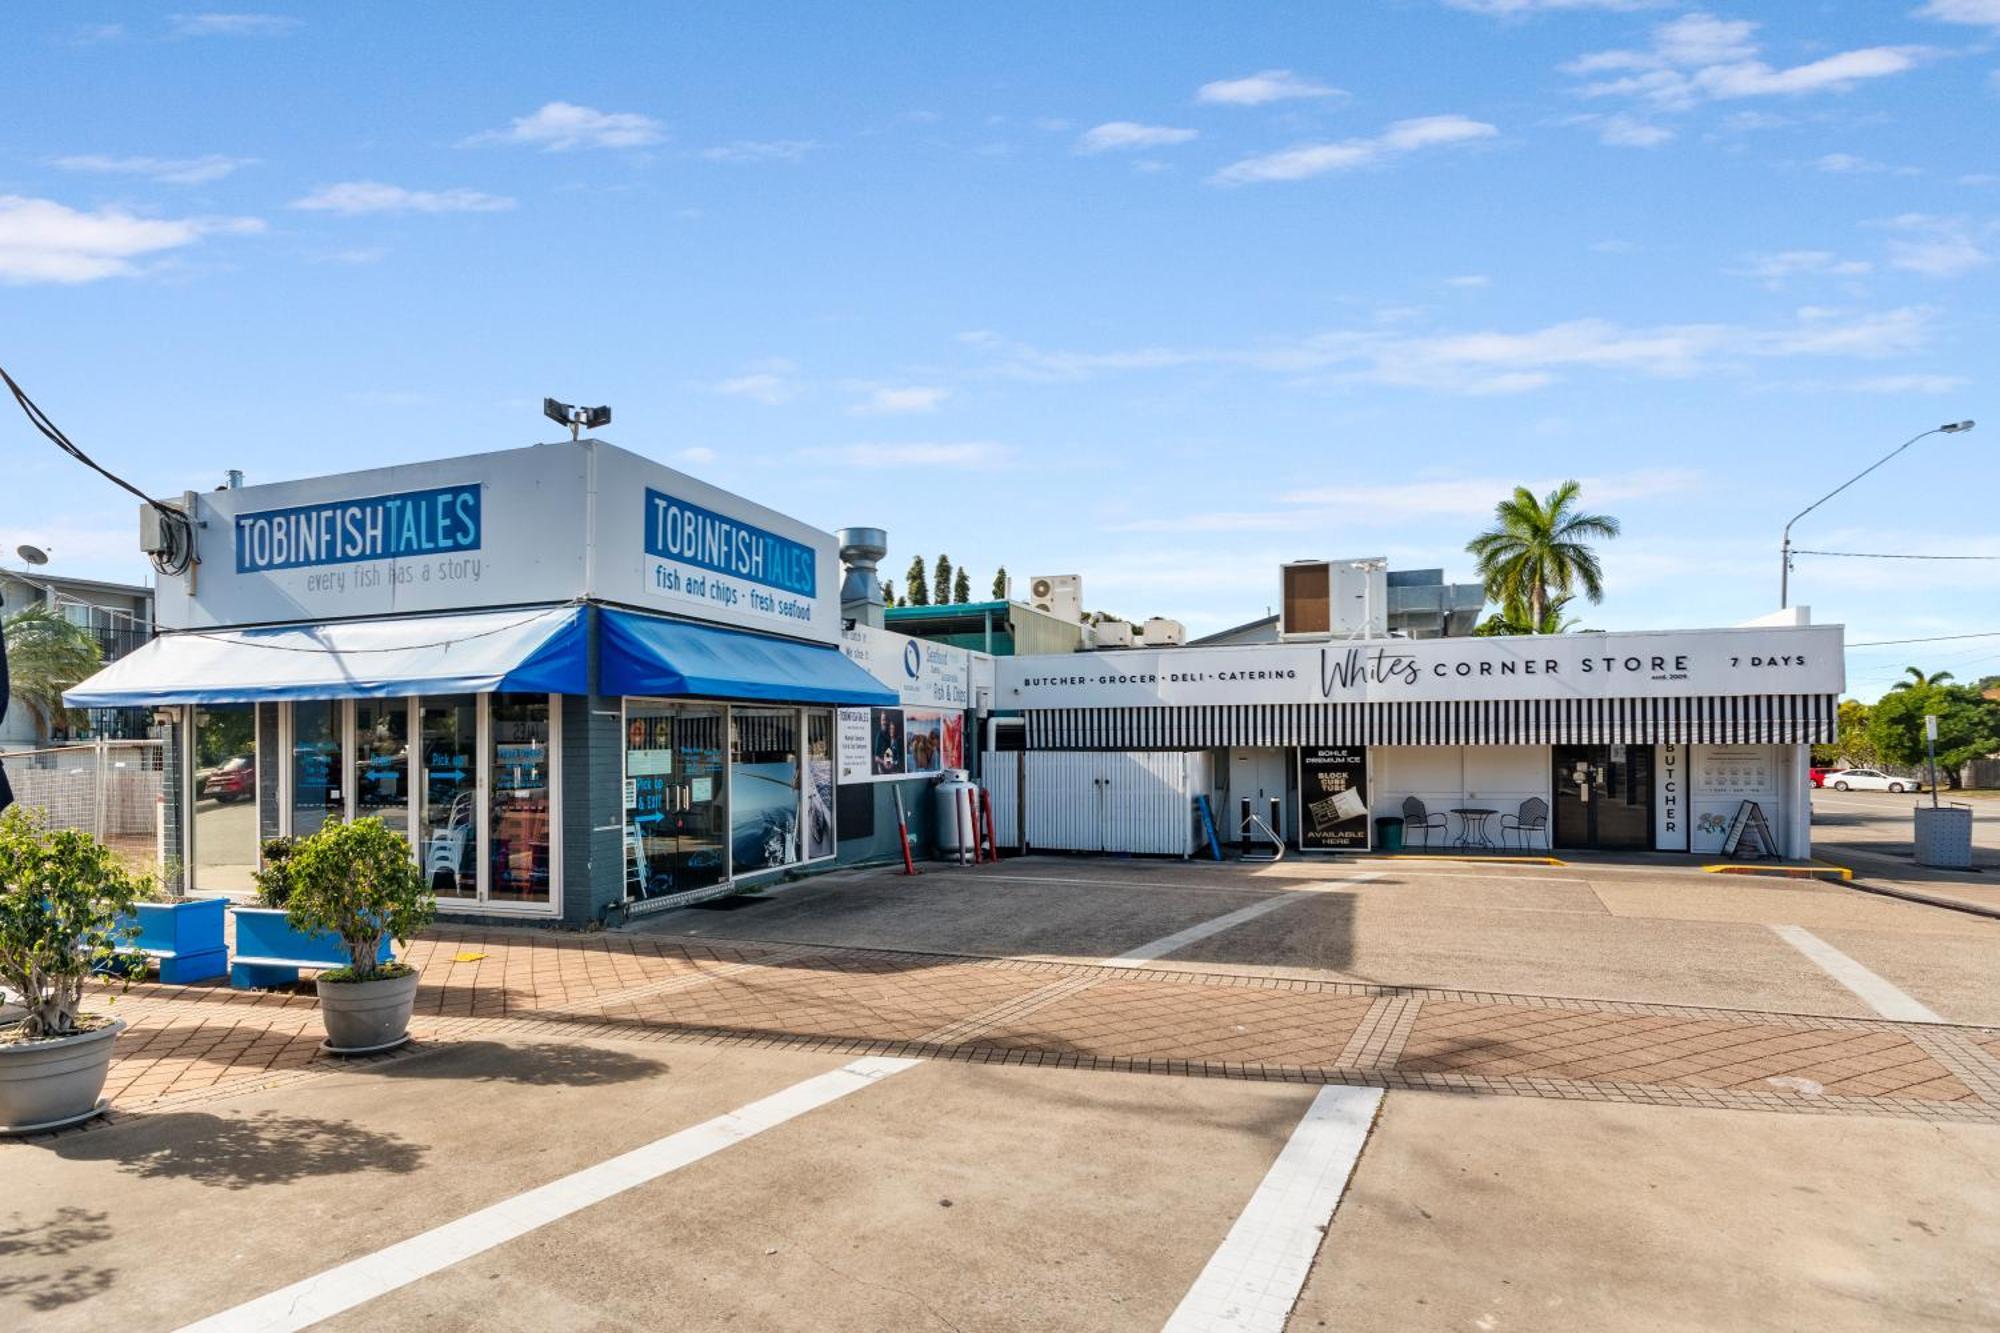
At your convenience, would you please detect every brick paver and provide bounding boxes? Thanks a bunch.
[54,923,2000,1132]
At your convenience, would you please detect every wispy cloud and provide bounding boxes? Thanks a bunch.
[1572,113,1675,146]
[1848,373,1967,393]
[713,361,800,406]
[169,13,301,37]
[466,102,665,151]
[52,153,256,185]
[1915,0,2000,29]
[798,442,1009,469]
[1728,249,1873,286]
[0,195,262,284]
[1196,70,1343,105]
[1445,0,1664,12]
[1210,114,1497,185]
[1874,213,1993,278]
[1076,122,1199,154]
[699,139,817,163]
[1445,274,1491,288]
[1566,14,1926,110]
[676,446,718,465]
[849,386,950,416]
[290,182,515,214]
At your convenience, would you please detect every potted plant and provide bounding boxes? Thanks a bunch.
[0,807,150,1134]
[281,818,435,1054]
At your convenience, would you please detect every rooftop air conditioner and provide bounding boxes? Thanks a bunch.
[1140,617,1185,646]
[1093,620,1135,648]
[1027,574,1082,623]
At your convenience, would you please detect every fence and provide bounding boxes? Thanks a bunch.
[1,739,166,871]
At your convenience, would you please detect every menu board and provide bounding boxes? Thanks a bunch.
[1299,747,1370,851]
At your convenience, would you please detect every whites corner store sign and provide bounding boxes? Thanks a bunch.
[996,626,1844,708]
[155,441,841,644]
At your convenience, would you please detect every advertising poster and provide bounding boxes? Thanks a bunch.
[904,710,945,774]
[837,707,872,782]
[1299,747,1370,851]
[870,708,905,776]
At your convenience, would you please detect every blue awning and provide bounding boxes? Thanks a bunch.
[64,606,588,705]
[600,608,896,706]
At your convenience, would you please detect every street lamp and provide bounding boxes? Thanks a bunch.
[1779,420,1975,609]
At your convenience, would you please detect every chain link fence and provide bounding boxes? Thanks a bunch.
[1,739,166,873]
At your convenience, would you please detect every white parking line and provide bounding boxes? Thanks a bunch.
[1102,874,1384,967]
[1163,1084,1384,1332]
[174,1056,920,1333]
[1770,925,1944,1023]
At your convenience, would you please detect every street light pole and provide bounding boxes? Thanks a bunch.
[1779,420,1976,609]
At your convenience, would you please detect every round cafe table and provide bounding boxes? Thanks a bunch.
[1450,807,1498,849]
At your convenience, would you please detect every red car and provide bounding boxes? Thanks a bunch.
[1809,766,1830,788]
[201,754,256,802]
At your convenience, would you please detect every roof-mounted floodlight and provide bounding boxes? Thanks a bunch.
[543,398,612,441]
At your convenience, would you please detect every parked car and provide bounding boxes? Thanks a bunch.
[1809,766,1830,788]
[1824,768,1923,793]
[200,754,256,802]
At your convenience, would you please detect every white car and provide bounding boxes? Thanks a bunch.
[1825,768,1923,793]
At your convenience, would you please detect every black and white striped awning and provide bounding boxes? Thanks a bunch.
[1026,694,1838,750]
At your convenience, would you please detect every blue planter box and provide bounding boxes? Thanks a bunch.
[106,897,230,985]
[230,907,394,989]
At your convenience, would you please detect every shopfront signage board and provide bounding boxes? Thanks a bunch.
[1299,746,1370,851]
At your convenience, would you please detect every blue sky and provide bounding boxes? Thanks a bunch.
[1,1,1994,699]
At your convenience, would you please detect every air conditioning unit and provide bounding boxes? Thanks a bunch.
[1027,573,1082,623]
[1093,620,1134,648]
[1140,617,1185,646]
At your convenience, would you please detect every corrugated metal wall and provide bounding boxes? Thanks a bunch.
[1017,750,1195,856]
[982,751,1021,849]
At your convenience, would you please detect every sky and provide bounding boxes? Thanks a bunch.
[1,1,1994,701]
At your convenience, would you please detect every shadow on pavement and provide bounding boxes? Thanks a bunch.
[0,1206,115,1312]
[51,1111,426,1190]
[372,1040,669,1087]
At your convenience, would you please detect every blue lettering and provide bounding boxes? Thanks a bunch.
[234,483,483,574]
[642,487,817,598]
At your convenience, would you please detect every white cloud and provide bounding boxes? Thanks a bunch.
[52,153,255,185]
[466,102,664,152]
[1815,152,1886,174]
[1211,114,1495,185]
[0,195,262,284]
[849,386,950,416]
[1445,274,1491,288]
[1915,0,2000,28]
[169,13,300,37]
[1590,114,1675,146]
[714,371,797,405]
[798,442,1009,469]
[1729,250,1873,285]
[1848,373,1968,393]
[1278,468,1697,512]
[290,182,515,215]
[1076,122,1198,154]
[1195,70,1342,105]
[1445,0,1663,12]
[699,139,817,163]
[70,22,126,43]
[1875,213,1993,277]
[676,446,718,464]
[1960,173,2000,186]
[1568,15,1925,110]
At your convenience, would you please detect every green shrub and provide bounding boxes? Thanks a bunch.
[252,835,302,909]
[281,818,435,981]
[0,807,151,1040]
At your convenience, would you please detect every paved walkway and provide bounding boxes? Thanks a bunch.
[72,923,2000,1132]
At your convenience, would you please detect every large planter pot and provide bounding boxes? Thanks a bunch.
[0,1018,126,1135]
[316,969,420,1055]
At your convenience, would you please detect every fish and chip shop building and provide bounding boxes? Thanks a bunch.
[67,439,986,926]
[989,625,1844,860]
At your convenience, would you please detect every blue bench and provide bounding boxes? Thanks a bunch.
[230,907,393,989]
[104,898,230,985]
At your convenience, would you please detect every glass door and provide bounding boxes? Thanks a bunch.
[418,696,478,898]
[1552,745,1653,850]
[624,702,728,899]
[290,699,343,837]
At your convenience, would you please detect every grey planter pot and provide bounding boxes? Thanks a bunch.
[0,1018,126,1135]
[316,969,420,1055]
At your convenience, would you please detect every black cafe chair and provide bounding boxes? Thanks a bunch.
[1402,796,1448,848]
[1500,796,1549,851]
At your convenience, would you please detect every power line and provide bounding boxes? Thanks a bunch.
[1849,630,2000,647]
[1793,549,2000,561]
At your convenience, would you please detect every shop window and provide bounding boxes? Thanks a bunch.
[489,694,552,903]
[192,703,258,893]
[354,700,411,836]
[731,708,801,874]
[805,710,835,861]
[291,700,342,837]
[418,696,478,898]
[624,702,727,899]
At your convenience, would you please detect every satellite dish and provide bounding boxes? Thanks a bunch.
[16,545,48,567]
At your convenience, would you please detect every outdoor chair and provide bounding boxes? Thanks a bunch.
[1402,797,1448,848]
[1500,796,1549,851]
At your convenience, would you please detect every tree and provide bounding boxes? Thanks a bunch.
[1473,593,1584,637]
[2,605,103,743]
[880,579,896,608]
[1868,679,2000,789]
[1466,481,1621,631]
[1891,666,1954,691]
[952,568,970,603]
[903,557,930,607]
[933,554,953,607]
[1814,699,1878,768]
[992,567,1009,600]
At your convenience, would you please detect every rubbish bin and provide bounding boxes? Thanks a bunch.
[1914,804,1974,870]
[1374,816,1405,853]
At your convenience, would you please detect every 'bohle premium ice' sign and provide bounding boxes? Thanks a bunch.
[235,484,481,573]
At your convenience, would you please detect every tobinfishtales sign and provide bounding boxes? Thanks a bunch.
[998,625,1844,707]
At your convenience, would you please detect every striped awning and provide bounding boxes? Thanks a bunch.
[1026,694,1838,750]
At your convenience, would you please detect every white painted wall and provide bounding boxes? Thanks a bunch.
[1370,745,1550,846]
[1688,744,1785,855]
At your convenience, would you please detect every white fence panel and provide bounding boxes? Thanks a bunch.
[1022,751,1194,856]
[980,751,1021,849]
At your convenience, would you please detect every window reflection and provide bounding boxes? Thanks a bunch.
[193,703,258,892]
[731,708,800,873]
[624,703,727,899]
[489,693,551,903]
[354,700,410,835]
[291,700,341,836]
[419,696,478,898]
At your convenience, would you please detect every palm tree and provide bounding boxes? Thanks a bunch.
[1890,667,1953,691]
[1466,480,1621,631]
[2,605,103,743]
[1474,593,1584,637]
